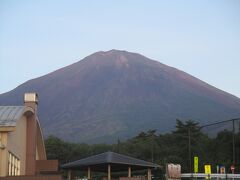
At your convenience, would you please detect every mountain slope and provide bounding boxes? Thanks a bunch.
[1,50,240,143]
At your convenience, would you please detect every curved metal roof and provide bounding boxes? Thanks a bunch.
[0,106,26,126]
[62,151,160,171]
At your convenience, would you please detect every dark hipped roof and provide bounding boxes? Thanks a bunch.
[62,151,160,171]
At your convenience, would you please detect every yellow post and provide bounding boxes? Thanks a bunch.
[67,170,72,180]
[147,168,151,180]
[108,164,111,180]
[128,166,131,177]
[194,156,199,173]
[87,166,91,180]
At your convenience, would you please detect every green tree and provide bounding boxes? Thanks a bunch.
[45,135,73,163]
[209,130,233,172]
[170,119,210,172]
[45,120,240,174]
[121,129,160,162]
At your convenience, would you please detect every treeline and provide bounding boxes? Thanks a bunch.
[45,119,240,173]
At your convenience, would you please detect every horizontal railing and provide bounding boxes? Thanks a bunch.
[0,175,62,180]
[181,173,240,178]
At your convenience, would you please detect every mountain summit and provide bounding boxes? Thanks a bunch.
[1,50,240,143]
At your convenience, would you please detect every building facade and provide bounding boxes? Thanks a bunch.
[0,93,61,179]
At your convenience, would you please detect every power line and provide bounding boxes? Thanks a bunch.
[200,117,240,165]
[200,118,240,129]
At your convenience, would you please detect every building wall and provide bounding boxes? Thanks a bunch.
[0,94,58,178]
[7,116,27,175]
[0,132,8,176]
[1,105,48,177]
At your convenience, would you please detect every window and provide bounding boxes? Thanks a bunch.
[8,152,20,176]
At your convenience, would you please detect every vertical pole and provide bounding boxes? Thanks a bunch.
[128,166,131,177]
[188,128,191,173]
[67,170,72,180]
[151,133,154,162]
[151,139,153,163]
[108,164,111,180]
[147,168,151,180]
[117,138,120,153]
[232,120,235,165]
[87,166,91,180]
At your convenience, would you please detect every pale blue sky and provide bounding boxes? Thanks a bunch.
[0,0,240,97]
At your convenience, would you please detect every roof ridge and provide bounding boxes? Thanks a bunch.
[107,151,113,162]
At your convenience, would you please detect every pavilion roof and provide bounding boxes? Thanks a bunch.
[62,151,160,171]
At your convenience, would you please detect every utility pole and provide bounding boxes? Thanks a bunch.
[117,138,120,153]
[188,128,191,173]
[201,118,240,166]
[151,134,154,162]
[232,120,235,165]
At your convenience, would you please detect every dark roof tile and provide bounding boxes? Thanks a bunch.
[62,151,160,170]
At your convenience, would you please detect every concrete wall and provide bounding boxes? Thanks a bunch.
[7,116,27,175]
[36,160,59,174]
